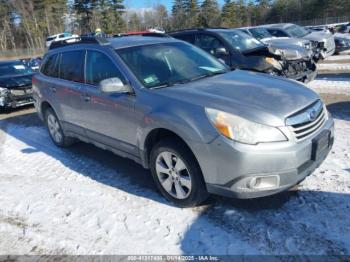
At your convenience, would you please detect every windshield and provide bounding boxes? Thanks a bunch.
[248,28,272,40]
[285,25,309,37]
[0,62,34,76]
[116,42,228,88]
[218,30,265,52]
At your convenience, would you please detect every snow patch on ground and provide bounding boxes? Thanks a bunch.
[317,63,350,71]
[0,111,349,255]
[324,54,350,62]
[307,77,350,94]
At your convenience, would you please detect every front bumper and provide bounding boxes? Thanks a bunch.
[0,92,34,109]
[197,117,334,199]
[282,59,317,83]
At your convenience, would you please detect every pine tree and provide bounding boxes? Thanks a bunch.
[183,0,200,28]
[221,0,239,27]
[74,0,99,33]
[171,0,186,30]
[199,0,220,27]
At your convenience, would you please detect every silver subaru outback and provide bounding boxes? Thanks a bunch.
[33,36,334,207]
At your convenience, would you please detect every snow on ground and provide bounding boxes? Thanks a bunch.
[324,54,350,62]
[317,63,350,72]
[0,106,349,255]
[307,77,350,94]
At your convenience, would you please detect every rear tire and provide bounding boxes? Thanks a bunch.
[45,108,74,147]
[150,138,208,207]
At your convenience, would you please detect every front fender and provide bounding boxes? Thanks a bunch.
[137,105,218,152]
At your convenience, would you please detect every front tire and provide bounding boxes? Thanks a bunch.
[45,108,74,147]
[150,138,208,207]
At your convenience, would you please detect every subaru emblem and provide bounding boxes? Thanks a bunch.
[309,109,317,121]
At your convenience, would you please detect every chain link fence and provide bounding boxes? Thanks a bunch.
[296,16,350,26]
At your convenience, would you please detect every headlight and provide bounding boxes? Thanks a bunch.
[205,108,287,145]
[265,57,282,70]
[269,47,283,56]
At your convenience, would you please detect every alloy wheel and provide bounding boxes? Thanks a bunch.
[155,151,192,199]
[47,114,63,144]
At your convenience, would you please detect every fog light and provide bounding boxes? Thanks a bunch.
[247,175,280,190]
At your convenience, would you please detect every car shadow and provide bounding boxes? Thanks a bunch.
[181,190,350,254]
[0,112,170,206]
[317,73,350,80]
[326,101,350,121]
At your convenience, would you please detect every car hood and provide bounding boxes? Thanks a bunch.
[302,31,332,42]
[0,74,34,89]
[267,42,312,60]
[157,70,319,126]
[262,37,308,46]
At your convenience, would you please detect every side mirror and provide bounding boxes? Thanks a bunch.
[100,77,133,94]
[215,47,228,56]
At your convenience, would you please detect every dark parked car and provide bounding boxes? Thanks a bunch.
[170,28,316,83]
[334,33,350,54]
[0,60,35,109]
[33,36,333,206]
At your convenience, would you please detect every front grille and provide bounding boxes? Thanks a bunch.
[286,100,326,141]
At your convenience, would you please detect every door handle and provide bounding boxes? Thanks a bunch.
[51,86,56,93]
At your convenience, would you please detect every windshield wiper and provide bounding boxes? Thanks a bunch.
[150,79,190,89]
[189,70,227,82]
[150,70,227,89]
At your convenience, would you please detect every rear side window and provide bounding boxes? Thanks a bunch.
[60,51,84,83]
[85,50,125,86]
[174,34,195,44]
[41,54,59,78]
[195,34,225,54]
[267,29,288,37]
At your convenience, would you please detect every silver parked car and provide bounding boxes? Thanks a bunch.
[33,36,334,207]
[262,23,335,59]
[239,27,316,60]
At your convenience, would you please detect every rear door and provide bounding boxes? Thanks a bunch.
[55,50,86,134]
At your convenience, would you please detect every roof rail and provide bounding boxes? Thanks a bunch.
[113,32,170,38]
[49,36,109,50]
[167,28,206,34]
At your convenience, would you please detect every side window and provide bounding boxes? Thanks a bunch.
[60,50,84,83]
[195,34,226,55]
[85,50,125,86]
[41,54,59,78]
[58,34,65,38]
[268,29,288,37]
[175,34,195,44]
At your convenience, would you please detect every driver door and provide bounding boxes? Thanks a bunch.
[81,49,138,156]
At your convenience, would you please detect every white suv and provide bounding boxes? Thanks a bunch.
[46,33,78,48]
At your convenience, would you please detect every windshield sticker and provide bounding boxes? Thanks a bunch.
[144,75,159,84]
[14,65,25,70]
